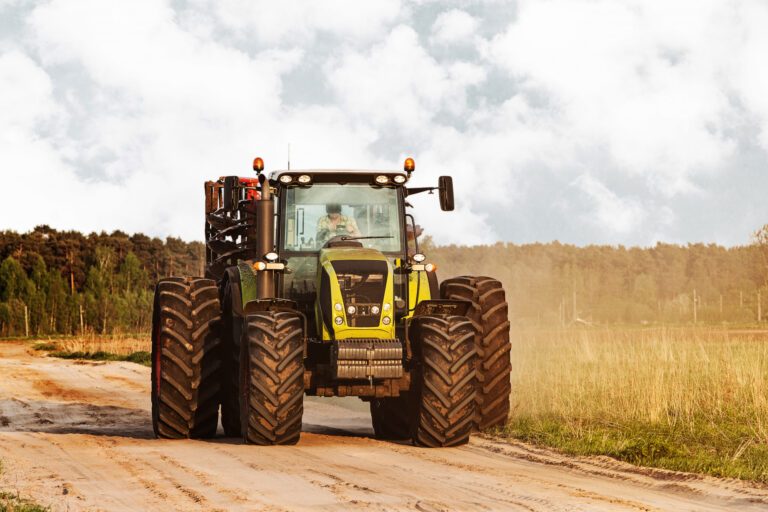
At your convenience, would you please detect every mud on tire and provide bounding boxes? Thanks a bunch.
[441,276,511,431]
[151,277,222,439]
[370,394,411,441]
[410,314,478,447]
[240,311,305,445]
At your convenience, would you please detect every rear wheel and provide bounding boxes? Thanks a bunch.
[240,311,305,445]
[410,314,477,447]
[441,276,511,431]
[219,268,243,437]
[370,394,411,440]
[151,277,222,439]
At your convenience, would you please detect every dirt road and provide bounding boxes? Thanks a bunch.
[1,341,766,511]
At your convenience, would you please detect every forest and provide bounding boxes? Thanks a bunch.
[0,225,766,336]
[0,226,203,336]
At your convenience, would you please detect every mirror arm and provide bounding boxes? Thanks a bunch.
[405,187,437,197]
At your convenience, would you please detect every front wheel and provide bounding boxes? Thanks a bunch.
[410,314,478,447]
[240,311,305,445]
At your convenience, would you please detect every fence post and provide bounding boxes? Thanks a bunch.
[693,289,698,324]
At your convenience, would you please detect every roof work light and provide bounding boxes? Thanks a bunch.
[404,157,415,173]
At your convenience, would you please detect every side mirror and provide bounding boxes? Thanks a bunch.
[438,176,454,211]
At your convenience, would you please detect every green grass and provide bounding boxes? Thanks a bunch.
[31,342,58,351]
[0,493,49,512]
[503,326,768,483]
[501,416,768,482]
[0,461,49,512]
[48,350,151,367]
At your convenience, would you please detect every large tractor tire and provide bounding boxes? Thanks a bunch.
[219,268,243,437]
[240,311,305,445]
[151,277,222,439]
[410,314,478,447]
[370,394,411,440]
[441,276,511,431]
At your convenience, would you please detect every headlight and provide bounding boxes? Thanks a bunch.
[347,305,356,315]
[265,252,279,262]
[335,316,344,325]
[412,253,426,263]
[393,175,406,184]
[298,174,311,184]
[334,303,343,312]
[383,303,391,312]
[375,175,389,185]
[382,317,391,325]
[371,305,380,315]
[279,175,293,184]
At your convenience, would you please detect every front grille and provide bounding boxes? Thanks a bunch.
[331,260,388,327]
[331,338,403,379]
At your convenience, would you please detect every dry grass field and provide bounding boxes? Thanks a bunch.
[504,326,768,482]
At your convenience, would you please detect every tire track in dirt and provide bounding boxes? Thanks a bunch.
[1,340,767,512]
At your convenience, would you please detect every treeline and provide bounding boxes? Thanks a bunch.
[427,238,768,326]
[0,226,204,336]
[2,226,767,336]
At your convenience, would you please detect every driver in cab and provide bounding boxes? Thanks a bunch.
[316,203,361,246]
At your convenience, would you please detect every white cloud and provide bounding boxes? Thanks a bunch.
[1,1,768,247]
[430,9,479,46]
[325,25,486,129]
[728,1,768,151]
[574,174,646,234]
[0,50,57,132]
[488,0,737,196]
[193,0,402,45]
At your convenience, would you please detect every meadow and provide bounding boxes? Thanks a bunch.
[503,326,768,482]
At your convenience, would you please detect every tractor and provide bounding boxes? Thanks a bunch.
[150,157,511,447]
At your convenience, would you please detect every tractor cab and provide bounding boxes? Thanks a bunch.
[270,170,410,338]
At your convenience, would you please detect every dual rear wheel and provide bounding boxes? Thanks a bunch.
[151,277,222,439]
[152,277,305,445]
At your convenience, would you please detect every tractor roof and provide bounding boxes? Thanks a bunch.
[268,168,409,185]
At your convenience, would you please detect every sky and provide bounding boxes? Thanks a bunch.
[1,0,767,248]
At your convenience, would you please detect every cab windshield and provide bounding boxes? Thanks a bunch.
[282,184,403,253]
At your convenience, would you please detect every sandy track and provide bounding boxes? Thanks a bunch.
[0,342,766,511]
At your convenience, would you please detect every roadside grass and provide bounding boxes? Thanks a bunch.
[0,493,49,512]
[31,343,57,351]
[501,326,768,483]
[48,350,151,366]
[28,335,151,367]
[0,461,49,512]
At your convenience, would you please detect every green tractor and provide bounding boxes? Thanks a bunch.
[150,157,511,447]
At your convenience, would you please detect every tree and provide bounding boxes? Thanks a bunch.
[753,224,768,288]
[0,256,32,302]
